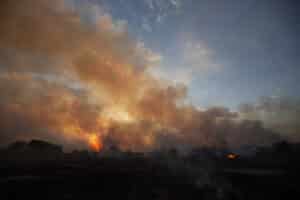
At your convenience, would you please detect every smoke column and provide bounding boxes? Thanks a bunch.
[0,0,279,151]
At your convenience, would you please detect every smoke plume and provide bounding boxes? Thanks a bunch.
[0,0,280,151]
[240,96,300,142]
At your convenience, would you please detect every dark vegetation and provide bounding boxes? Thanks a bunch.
[0,140,299,200]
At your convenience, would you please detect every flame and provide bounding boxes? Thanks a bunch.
[88,134,102,152]
[227,153,238,160]
[62,122,106,152]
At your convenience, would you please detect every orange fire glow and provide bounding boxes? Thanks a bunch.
[88,134,103,152]
[227,153,238,160]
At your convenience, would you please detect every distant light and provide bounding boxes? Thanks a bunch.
[227,153,238,160]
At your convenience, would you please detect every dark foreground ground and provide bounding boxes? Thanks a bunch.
[0,141,299,200]
[1,158,205,200]
[0,157,299,200]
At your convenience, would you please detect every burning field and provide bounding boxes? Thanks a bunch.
[0,139,299,200]
[0,1,298,199]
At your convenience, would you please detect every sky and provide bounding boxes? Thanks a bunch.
[72,0,300,109]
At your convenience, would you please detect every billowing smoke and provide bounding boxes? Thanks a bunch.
[0,0,280,151]
[240,96,300,142]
